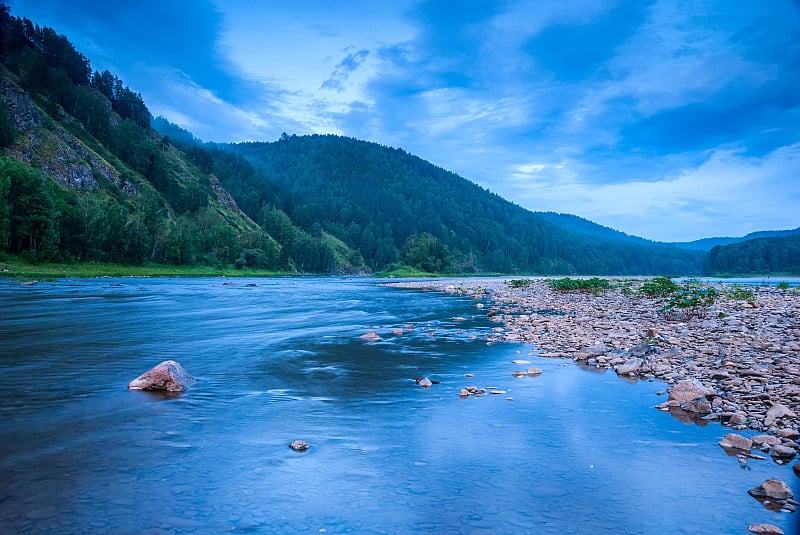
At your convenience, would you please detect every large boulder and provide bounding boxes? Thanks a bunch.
[668,380,713,403]
[748,478,794,502]
[128,360,195,392]
[718,433,753,452]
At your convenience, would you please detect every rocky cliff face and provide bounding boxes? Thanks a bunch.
[0,67,136,195]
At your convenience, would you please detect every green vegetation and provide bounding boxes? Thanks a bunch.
[704,235,800,275]
[724,285,755,303]
[778,281,791,290]
[639,276,678,297]
[662,280,718,319]
[547,277,611,294]
[508,279,533,288]
[228,135,705,275]
[0,254,288,279]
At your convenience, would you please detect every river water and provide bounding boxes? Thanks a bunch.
[0,277,796,534]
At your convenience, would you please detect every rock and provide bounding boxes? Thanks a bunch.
[729,412,748,426]
[527,367,542,376]
[765,403,797,426]
[459,389,470,397]
[752,435,782,447]
[793,461,800,477]
[680,398,712,414]
[771,444,796,459]
[615,357,642,376]
[581,342,608,358]
[668,380,712,403]
[415,377,433,388]
[748,478,794,502]
[392,328,404,336]
[511,371,528,377]
[360,330,381,342]
[747,523,784,535]
[127,360,195,392]
[777,428,800,440]
[718,433,753,451]
[290,440,309,451]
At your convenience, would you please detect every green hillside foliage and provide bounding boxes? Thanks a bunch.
[0,6,304,271]
[229,135,704,275]
[703,235,800,275]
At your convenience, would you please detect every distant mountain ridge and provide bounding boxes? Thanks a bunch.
[534,212,658,246]
[671,228,800,251]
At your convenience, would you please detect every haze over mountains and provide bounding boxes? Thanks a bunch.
[1,5,798,276]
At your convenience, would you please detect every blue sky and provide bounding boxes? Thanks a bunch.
[8,0,800,242]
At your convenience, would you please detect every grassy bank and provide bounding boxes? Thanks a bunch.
[0,257,291,280]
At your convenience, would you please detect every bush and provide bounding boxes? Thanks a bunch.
[547,277,611,294]
[640,276,678,297]
[724,285,755,303]
[508,279,532,288]
[661,280,718,319]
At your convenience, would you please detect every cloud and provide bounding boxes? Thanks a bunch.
[507,143,800,241]
[322,49,370,92]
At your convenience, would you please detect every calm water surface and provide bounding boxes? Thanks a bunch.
[0,277,797,534]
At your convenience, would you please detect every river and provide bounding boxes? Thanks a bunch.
[0,277,796,534]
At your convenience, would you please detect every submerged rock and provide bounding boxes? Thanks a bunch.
[290,440,310,451]
[415,377,433,388]
[127,360,195,392]
[360,330,381,342]
[747,523,784,535]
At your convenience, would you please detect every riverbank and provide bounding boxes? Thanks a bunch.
[390,277,800,444]
[0,258,293,280]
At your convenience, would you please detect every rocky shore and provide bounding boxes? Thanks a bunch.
[389,276,800,530]
[391,278,800,436]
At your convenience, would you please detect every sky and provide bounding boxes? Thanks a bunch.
[7,0,800,242]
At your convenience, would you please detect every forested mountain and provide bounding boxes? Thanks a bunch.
[0,6,363,273]
[535,212,661,246]
[703,235,800,275]
[225,135,704,275]
[672,227,800,251]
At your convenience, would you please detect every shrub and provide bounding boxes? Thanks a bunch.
[640,276,678,297]
[547,277,611,294]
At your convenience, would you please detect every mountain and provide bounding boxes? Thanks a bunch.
[0,7,364,273]
[703,234,800,275]
[671,228,800,251]
[224,134,705,275]
[534,212,662,247]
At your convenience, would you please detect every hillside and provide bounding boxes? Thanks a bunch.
[0,7,365,273]
[227,135,705,275]
[671,227,800,251]
[703,234,800,275]
[534,212,663,247]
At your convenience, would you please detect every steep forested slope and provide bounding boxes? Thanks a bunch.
[704,235,800,275]
[0,7,365,272]
[229,135,704,275]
